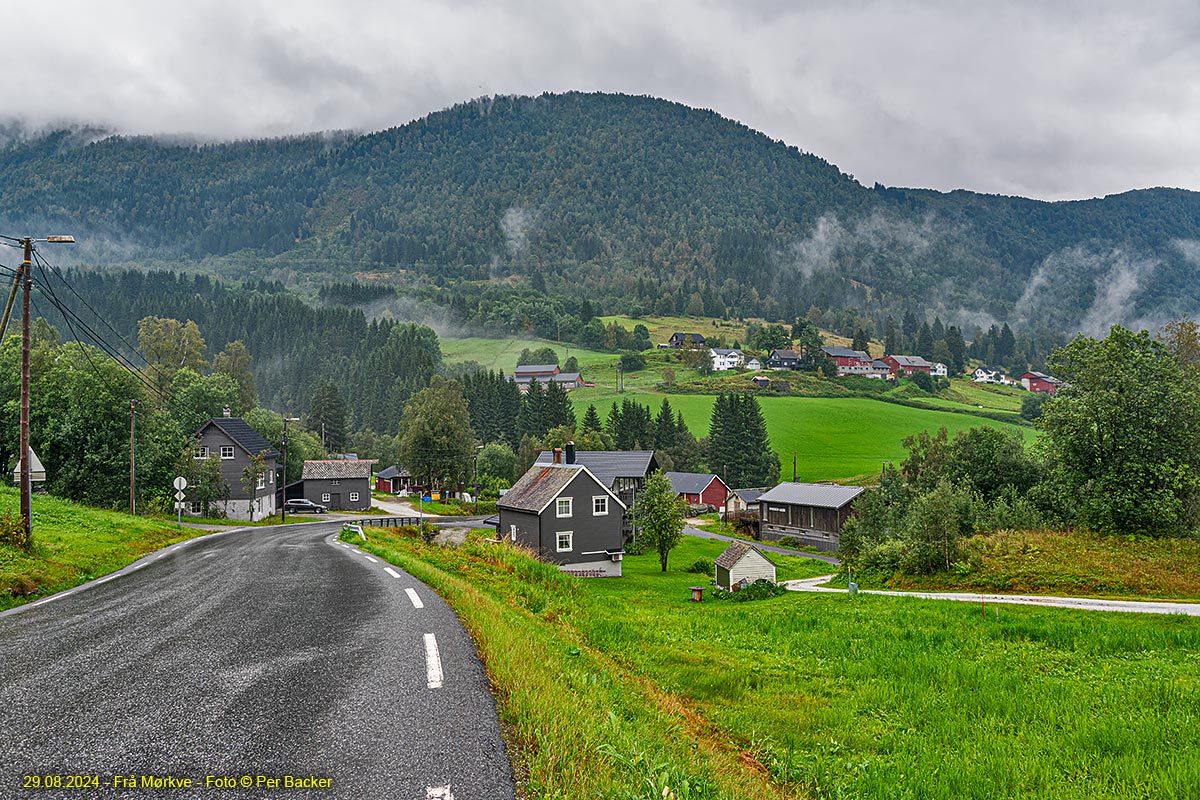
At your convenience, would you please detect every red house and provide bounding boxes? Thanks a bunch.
[821,345,871,367]
[881,354,933,376]
[1019,371,1063,394]
[665,472,732,510]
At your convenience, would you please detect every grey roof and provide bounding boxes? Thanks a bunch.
[1022,371,1061,382]
[203,417,280,460]
[510,372,581,385]
[757,482,866,509]
[735,488,764,505]
[670,331,706,341]
[888,355,932,367]
[769,349,800,359]
[515,364,559,375]
[533,450,658,489]
[375,465,411,480]
[871,360,891,369]
[665,471,722,496]
[302,459,376,480]
[714,541,777,570]
[822,345,869,359]
[498,464,624,514]
[711,348,742,356]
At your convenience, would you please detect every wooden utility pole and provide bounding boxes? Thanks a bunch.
[0,262,22,343]
[129,400,137,514]
[19,238,31,540]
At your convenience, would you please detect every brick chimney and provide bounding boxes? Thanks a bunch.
[552,447,563,464]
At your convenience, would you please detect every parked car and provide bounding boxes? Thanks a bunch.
[284,498,327,514]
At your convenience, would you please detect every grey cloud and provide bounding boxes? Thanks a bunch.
[4,1,1200,200]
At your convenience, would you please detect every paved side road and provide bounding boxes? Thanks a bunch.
[684,527,842,565]
[0,522,515,800]
[785,574,1200,616]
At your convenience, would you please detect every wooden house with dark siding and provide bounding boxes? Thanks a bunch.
[300,459,375,511]
[758,482,865,552]
[498,451,627,577]
[187,414,280,520]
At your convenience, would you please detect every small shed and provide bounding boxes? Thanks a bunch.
[714,541,777,591]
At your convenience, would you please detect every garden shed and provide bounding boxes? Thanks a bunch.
[714,541,777,591]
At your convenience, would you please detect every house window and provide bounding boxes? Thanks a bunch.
[256,474,266,489]
[349,492,359,502]
[188,501,202,514]
[593,496,608,515]
[556,498,572,518]
[193,446,208,459]
[509,524,517,541]
[269,470,274,484]
[331,479,340,486]
[220,446,235,459]
[556,531,573,552]
[321,493,331,503]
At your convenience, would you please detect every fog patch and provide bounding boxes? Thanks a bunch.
[1016,246,1161,336]
[501,206,533,258]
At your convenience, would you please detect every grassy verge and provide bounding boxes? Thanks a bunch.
[345,528,1200,799]
[0,488,210,611]
[844,529,1200,600]
[413,498,497,516]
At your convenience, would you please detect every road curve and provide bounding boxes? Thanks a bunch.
[0,522,515,800]
[785,574,1200,616]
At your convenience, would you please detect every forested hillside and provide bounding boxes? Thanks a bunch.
[3,92,1200,334]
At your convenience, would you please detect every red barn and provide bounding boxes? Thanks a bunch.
[1019,371,1063,394]
[821,345,871,367]
[881,354,933,376]
[665,472,732,511]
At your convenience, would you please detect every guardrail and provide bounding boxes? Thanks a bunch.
[355,516,422,527]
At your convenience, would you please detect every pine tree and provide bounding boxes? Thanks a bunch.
[581,404,603,434]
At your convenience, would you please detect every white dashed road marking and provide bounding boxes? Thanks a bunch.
[384,567,401,579]
[426,785,455,799]
[406,588,424,609]
[363,556,378,563]
[424,633,444,689]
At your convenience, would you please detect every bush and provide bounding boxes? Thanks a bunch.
[0,510,28,549]
[777,535,801,549]
[619,352,646,372]
[709,578,787,602]
[686,557,713,574]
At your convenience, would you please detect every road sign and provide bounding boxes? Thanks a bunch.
[173,476,188,491]
[174,490,186,502]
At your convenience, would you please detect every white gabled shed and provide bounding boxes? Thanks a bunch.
[714,541,777,591]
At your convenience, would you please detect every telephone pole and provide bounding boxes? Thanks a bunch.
[9,234,74,543]
[129,400,137,514]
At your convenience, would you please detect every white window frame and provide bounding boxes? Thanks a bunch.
[509,524,518,541]
[193,446,208,460]
[556,497,572,518]
[349,492,359,502]
[219,446,235,460]
[321,493,331,503]
[269,470,274,484]
[188,500,203,514]
[331,479,341,486]
[256,474,266,489]
[593,496,608,516]
[556,531,573,552]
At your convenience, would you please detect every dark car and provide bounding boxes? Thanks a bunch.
[284,498,327,514]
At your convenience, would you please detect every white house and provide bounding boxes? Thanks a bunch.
[714,541,777,590]
[710,348,745,371]
[745,357,762,371]
[973,367,1006,384]
[932,362,949,378]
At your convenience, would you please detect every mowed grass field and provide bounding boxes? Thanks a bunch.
[350,528,1200,800]
[442,332,1036,483]
[569,391,1036,483]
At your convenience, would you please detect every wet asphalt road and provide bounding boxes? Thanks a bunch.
[0,522,515,800]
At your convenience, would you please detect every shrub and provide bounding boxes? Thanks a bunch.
[709,578,787,602]
[0,510,29,549]
[777,535,801,549]
[686,557,713,574]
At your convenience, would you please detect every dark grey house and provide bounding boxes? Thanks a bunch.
[187,415,280,521]
[758,482,865,552]
[668,332,706,348]
[765,349,802,370]
[498,453,626,577]
[533,447,659,539]
[300,459,375,511]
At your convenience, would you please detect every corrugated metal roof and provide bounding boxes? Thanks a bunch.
[665,471,720,496]
[515,364,560,375]
[889,355,932,367]
[533,450,657,489]
[822,345,869,359]
[375,465,411,480]
[204,417,280,459]
[757,482,865,509]
[302,460,375,480]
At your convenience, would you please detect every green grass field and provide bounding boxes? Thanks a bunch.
[0,487,207,610]
[439,336,616,375]
[349,528,1200,800]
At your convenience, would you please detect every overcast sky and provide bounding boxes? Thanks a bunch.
[8,1,1200,200]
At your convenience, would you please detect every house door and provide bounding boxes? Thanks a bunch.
[329,493,341,509]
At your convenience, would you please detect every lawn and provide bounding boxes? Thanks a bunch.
[348,528,1200,800]
[0,487,207,610]
[439,335,615,375]
[571,393,1036,483]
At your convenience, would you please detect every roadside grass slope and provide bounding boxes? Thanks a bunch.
[848,529,1200,600]
[0,487,207,611]
[349,528,1200,800]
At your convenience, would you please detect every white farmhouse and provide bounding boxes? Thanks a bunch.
[710,348,745,371]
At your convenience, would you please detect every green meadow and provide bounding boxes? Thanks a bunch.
[349,528,1200,800]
